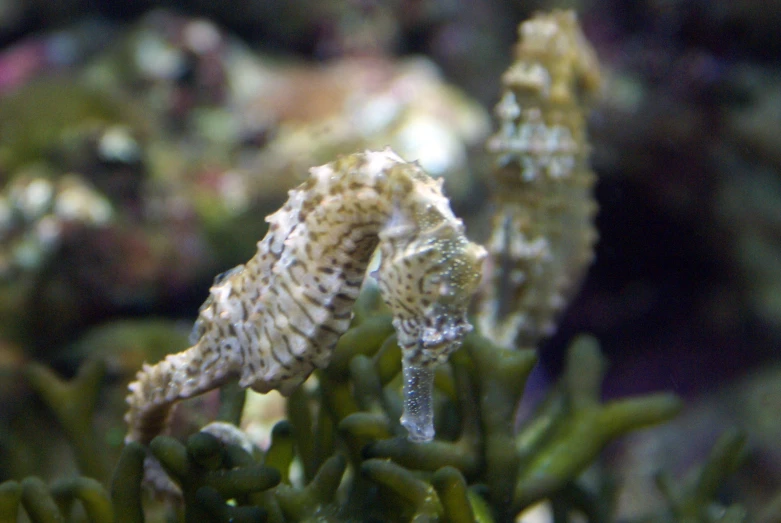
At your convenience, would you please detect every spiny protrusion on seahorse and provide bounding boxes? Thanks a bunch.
[475,9,602,349]
[125,148,485,456]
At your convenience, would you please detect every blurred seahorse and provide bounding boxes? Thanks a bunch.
[125,148,485,461]
[475,10,602,349]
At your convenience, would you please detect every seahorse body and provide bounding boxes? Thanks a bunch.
[476,10,602,349]
[125,148,485,450]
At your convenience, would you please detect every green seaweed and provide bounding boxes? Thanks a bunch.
[511,336,682,511]
[24,359,110,482]
[50,477,114,523]
[110,443,145,523]
[431,466,476,523]
[8,294,756,522]
[758,491,781,523]
[0,480,22,523]
[274,454,346,521]
[0,475,115,523]
[650,429,749,523]
[20,477,63,523]
[149,433,280,523]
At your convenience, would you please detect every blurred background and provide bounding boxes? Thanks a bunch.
[0,0,779,518]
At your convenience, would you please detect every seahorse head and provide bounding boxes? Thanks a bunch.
[504,10,601,104]
[377,168,485,366]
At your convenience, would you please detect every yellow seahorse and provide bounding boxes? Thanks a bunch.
[125,148,485,455]
[476,9,602,349]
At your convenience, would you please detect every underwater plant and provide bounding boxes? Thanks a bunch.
[0,8,768,523]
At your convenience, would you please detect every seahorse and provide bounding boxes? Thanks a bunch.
[125,148,485,458]
[475,10,602,349]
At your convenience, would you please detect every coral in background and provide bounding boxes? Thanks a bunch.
[0,9,491,355]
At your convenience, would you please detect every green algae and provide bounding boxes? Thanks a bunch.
[24,359,110,482]
[4,301,753,522]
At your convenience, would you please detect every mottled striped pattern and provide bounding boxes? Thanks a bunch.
[125,148,484,446]
[476,10,601,349]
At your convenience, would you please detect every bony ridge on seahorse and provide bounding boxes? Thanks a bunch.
[125,148,486,466]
